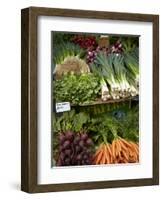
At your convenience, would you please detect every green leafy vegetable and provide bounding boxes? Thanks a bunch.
[53,110,90,133]
[53,73,101,105]
[53,104,139,145]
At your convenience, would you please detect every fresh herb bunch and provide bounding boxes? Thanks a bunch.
[53,73,101,105]
[53,110,90,133]
[88,115,118,145]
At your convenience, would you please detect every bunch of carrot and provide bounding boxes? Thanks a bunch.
[93,143,113,165]
[93,138,139,165]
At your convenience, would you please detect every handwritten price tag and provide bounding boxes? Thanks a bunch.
[56,102,71,113]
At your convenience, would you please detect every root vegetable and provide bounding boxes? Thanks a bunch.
[93,138,139,165]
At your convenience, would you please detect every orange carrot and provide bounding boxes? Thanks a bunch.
[106,144,112,155]
[115,140,121,156]
[104,144,110,164]
[99,145,106,164]
[118,139,128,151]
[120,138,133,148]
[112,140,116,159]
[130,142,139,155]
[95,146,104,164]
[121,150,129,161]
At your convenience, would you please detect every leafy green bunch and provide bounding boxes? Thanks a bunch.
[88,105,139,145]
[53,110,90,133]
[53,73,101,105]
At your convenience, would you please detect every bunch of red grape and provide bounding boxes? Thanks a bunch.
[72,35,97,50]
[57,131,94,166]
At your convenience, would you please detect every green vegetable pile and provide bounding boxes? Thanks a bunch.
[88,106,139,145]
[53,104,139,145]
[90,49,139,101]
[54,73,101,105]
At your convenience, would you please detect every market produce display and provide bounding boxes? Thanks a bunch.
[53,34,139,105]
[53,106,139,166]
[52,32,139,167]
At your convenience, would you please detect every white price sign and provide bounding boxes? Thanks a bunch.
[56,102,71,113]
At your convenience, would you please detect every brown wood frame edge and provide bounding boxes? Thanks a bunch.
[21,7,159,193]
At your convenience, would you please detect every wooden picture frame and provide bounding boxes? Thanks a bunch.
[21,7,159,193]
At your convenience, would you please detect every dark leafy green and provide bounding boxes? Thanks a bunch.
[53,110,90,133]
[54,73,101,105]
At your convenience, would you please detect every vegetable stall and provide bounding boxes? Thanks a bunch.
[52,33,139,166]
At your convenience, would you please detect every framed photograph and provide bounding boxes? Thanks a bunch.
[21,7,159,193]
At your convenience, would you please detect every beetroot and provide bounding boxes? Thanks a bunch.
[57,131,94,166]
[86,138,93,146]
[79,140,84,148]
[81,133,88,141]
[59,133,65,144]
[64,149,72,156]
[62,140,70,149]
[65,131,74,141]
